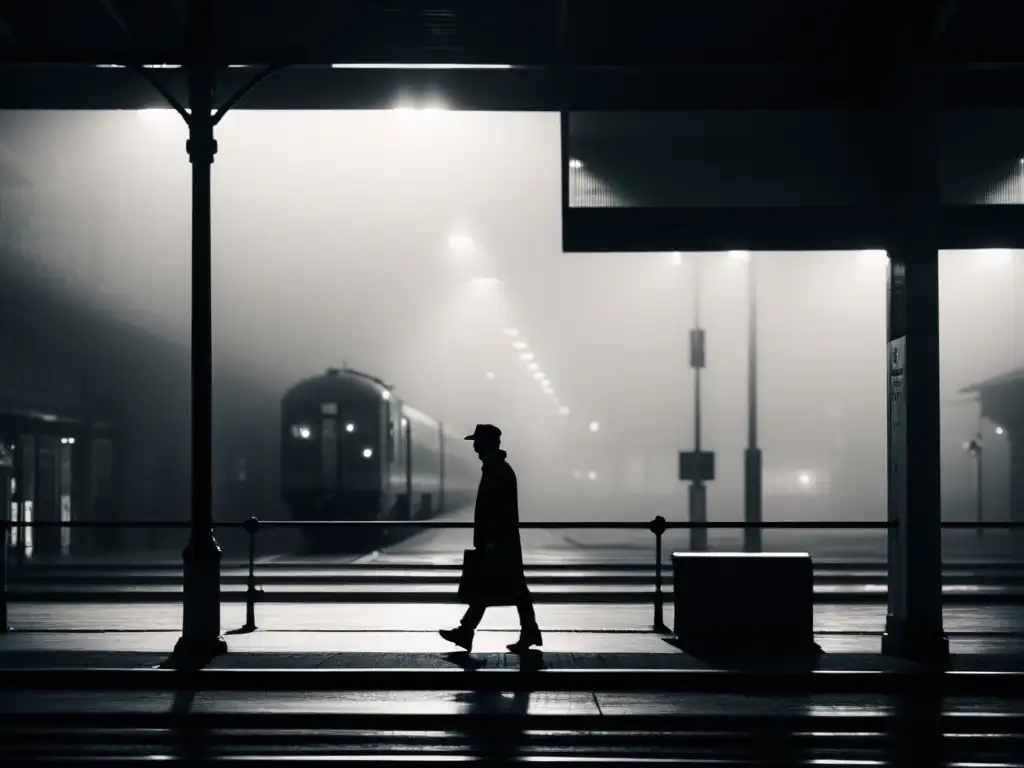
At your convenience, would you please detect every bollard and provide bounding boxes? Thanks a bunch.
[649,515,668,633]
[242,516,261,631]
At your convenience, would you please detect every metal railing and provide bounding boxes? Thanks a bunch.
[4,517,1024,634]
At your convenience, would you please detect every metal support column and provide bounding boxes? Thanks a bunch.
[881,0,948,664]
[743,254,763,553]
[689,257,707,552]
[172,0,226,665]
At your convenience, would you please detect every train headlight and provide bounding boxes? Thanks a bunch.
[291,424,313,440]
[345,422,356,433]
[362,447,373,459]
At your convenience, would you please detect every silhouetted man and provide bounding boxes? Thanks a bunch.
[440,424,543,653]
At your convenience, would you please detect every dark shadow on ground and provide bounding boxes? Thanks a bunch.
[662,636,825,671]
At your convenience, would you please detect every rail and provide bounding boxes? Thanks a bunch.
[3,517,1024,634]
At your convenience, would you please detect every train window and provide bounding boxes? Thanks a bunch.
[321,403,338,415]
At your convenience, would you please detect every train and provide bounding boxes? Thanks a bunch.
[280,366,479,550]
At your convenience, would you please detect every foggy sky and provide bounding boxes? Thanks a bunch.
[1,110,1021,522]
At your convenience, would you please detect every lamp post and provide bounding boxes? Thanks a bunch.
[742,252,762,553]
[965,432,984,537]
[686,256,709,552]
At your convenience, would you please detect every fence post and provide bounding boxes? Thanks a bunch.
[649,515,668,633]
[242,517,261,631]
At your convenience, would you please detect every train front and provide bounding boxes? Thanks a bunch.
[280,368,391,550]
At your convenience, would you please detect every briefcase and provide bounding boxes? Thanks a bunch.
[457,548,519,607]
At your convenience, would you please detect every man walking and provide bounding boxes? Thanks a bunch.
[439,424,543,653]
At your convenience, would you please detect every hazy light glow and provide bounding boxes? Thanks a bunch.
[532,372,544,380]
[589,421,600,432]
[345,422,356,433]
[485,371,495,380]
[362,447,374,458]
[995,425,1006,436]
[512,341,528,350]
[520,352,534,361]
[381,390,391,401]
[333,63,513,70]
[798,472,813,487]
[982,248,1013,266]
[670,251,683,266]
[448,233,475,251]
[861,249,889,267]
[470,276,500,286]
[569,158,583,169]
[137,108,178,120]
[587,470,598,481]
[728,250,751,261]
[528,362,540,371]
[558,406,570,416]
[503,328,519,337]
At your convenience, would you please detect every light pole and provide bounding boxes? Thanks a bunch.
[965,431,984,537]
[688,256,709,552]
[741,251,762,553]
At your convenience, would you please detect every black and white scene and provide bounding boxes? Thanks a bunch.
[0,0,1023,764]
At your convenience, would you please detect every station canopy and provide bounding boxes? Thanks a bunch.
[0,0,1020,112]
[1,0,1022,252]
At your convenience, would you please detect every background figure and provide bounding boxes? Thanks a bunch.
[440,424,543,653]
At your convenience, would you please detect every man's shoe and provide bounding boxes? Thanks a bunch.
[439,626,474,652]
[507,627,543,653]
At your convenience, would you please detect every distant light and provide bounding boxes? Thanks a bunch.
[67,437,76,445]
[539,378,550,387]
[995,425,1006,436]
[381,390,391,401]
[542,386,554,395]
[512,341,528,350]
[448,233,475,251]
[670,251,683,266]
[143,63,181,69]
[520,353,534,361]
[589,421,600,432]
[503,328,519,337]
[572,470,583,479]
[587,470,598,481]
[401,417,408,427]
[728,250,751,261]
[485,371,495,380]
[532,372,544,380]
[798,472,813,487]
[569,158,583,170]
[292,424,313,440]
[137,108,175,120]
[528,362,540,371]
[345,422,356,433]
[861,249,889,267]
[982,248,1013,266]
[362,447,374,459]
[60,438,68,445]
[558,406,570,416]
[333,63,513,70]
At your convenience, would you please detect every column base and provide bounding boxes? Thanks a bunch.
[168,531,227,669]
[882,615,949,667]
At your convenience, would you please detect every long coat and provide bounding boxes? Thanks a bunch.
[472,449,526,588]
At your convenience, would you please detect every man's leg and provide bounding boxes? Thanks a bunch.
[440,604,485,651]
[509,582,543,652]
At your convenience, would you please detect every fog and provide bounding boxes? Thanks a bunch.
[1,110,1022,525]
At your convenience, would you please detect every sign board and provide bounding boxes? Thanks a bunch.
[679,450,715,482]
[689,329,706,369]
